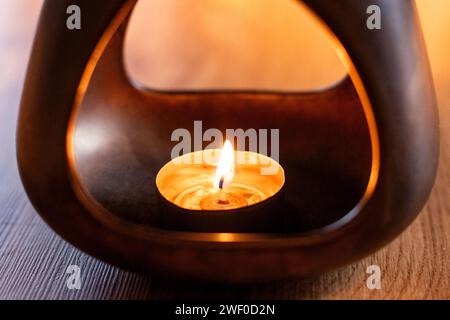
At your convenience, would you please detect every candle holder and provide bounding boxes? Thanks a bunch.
[155,148,286,232]
[17,0,439,283]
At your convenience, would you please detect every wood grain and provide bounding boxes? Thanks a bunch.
[0,0,449,299]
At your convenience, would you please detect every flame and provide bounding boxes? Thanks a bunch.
[214,140,235,190]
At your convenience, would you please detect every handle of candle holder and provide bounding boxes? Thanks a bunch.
[16,0,439,282]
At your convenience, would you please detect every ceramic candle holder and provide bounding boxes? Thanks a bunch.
[17,0,439,283]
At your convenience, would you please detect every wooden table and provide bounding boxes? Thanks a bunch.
[0,0,449,299]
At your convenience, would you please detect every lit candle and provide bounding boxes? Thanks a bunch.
[155,140,285,232]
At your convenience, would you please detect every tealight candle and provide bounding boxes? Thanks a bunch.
[155,140,285,232]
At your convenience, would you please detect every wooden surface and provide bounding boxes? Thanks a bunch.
[0,0,449,299]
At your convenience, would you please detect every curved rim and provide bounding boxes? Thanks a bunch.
[65,0,380,246]
[155,149,285,213]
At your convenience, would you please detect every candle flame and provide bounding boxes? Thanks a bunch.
[214,140,234,190]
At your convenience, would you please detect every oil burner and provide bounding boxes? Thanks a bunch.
[17,0,439,283]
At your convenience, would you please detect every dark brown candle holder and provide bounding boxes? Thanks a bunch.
[17,0,439,283]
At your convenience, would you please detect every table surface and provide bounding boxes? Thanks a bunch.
[0,1,449,299]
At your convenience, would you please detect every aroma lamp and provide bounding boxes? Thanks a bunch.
[17,0,439,283]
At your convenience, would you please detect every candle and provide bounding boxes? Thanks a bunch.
[155,140,285,232]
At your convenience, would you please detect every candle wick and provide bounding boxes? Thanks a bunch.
[217,176,228,204]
